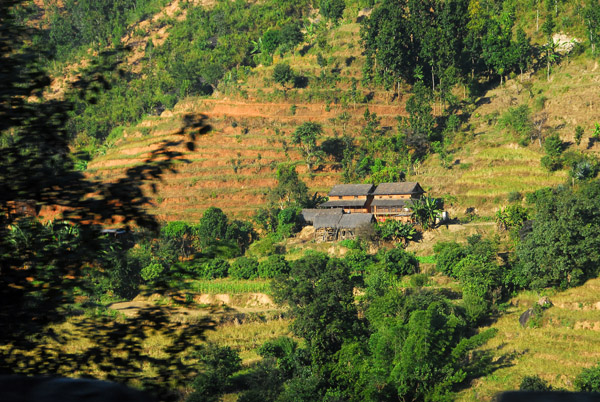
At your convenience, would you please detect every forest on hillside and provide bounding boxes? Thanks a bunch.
[3,0,600,401]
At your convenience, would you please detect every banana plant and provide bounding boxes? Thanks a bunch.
[410,197,441,230]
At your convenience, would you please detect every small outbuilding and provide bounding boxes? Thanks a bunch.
[313,209,345,242]
[309,208,375,242]
[336,213,375,241]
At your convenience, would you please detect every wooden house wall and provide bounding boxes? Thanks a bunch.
[375,215,413,223]
[374,194,412,200]
[336,195,369,200]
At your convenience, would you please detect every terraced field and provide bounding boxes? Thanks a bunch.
[84,7,600,222]
[457,278,600,401]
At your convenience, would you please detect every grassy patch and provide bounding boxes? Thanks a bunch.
[475,147,542,162]
[188,279,272,295]
[416,255,436,264]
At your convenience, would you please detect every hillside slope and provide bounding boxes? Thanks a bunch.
[79,1,600,222]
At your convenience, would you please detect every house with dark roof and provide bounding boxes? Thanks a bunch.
[319,184,374,213]
[300,181,427,242]
[371,182,425,222]
[307,209,375,242]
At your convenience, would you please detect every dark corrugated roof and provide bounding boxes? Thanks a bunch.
[371,199,411,207]
[373,182,425,195]
[338,213,374,228]
[300,209,321,224]
[313,209,344,229]
[328,184,374,197]
[320,200,368,208]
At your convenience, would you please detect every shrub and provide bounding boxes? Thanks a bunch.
[276,207,300,238]
[410,273,429,288]
[520,375,552,391]
[507,191,522,203]
[544,133,563,157]
[339,239,363,250]
[230,256,259,279]
[525,187,552,205]
[202,258,230,279]
[273,63,295,89]
[575,363,600,393]
[343,250,376,276]
[575,125,584,145]
[498,105,533,144]
[456,255,503,322]
[261,28,281,54]
[258,255,289,278]
[247,235,284,258]
[433,242,465,276]
[377,247,419,277]
[541,155,563,172]
[140,262,164,282]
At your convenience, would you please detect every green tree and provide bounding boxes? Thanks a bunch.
[197,207,229,246]
[377,247,420,277]
[481,12,515,85]
[269,164,309,209]
[291,122,325,171]
[187,345,242,402]
[361,0,416,92]
[226,219,257,254]
[261,28,282,55]
[273,63,295,95]
[542,13,558,81]
[514,27,533,81]
[272,253,365,369]
[161,221,197,260]
[454,255,503,322]
[280,22,304,50]
[320,0,345,23]
[583,0,600,55]
[515,182,600,289]
[404,78,436,141]
[362,292,497,401]
[434,241,466,276]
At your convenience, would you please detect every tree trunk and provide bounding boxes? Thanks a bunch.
[536,8,539,32]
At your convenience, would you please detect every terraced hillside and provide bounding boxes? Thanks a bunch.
[83,3,600,222]
[86,19,409,221]
[457,277,600,401]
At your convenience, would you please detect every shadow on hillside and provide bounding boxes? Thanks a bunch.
[0,3,216,399]
[455,346,522,395]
